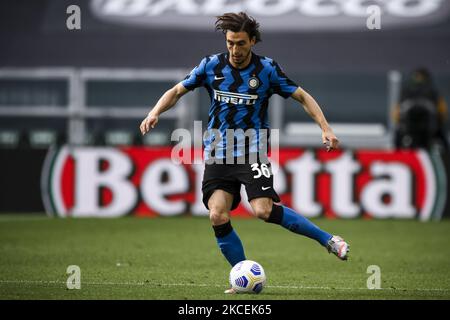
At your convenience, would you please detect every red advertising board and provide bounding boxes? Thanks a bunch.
[42,146,447,220]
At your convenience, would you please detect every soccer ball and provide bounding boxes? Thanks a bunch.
[229,260,266,294]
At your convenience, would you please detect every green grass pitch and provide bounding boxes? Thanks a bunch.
[0,214,449,300]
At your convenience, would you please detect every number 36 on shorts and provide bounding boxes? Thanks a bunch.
[251,163,272,179]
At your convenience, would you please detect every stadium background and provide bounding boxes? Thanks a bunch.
[1,0,450,300]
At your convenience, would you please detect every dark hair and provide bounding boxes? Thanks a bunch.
[412,67,431,81]
[215,12,261,43]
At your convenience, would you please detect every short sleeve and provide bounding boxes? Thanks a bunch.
[270,61,298,98]
[181,57,208,91]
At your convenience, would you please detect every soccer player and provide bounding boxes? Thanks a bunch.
[140,12,349,293]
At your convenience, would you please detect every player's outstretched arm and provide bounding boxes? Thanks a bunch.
[140,83,189,135]
[291,87,339,152]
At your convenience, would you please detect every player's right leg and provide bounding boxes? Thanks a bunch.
[202,162,247,294]
[207,191,245,295]
[207,190,246,267]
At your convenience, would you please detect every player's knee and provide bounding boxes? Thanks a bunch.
[253,206,272,221]
[209,205,229,225]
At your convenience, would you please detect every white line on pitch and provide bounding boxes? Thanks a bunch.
[0,280,449,293]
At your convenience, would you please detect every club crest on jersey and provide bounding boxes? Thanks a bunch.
[213,90,258,105]
[248,77,260,89]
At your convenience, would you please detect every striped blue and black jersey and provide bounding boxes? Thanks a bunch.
[181,52,298,160]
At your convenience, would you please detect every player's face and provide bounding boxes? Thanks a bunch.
[226,31,255,67]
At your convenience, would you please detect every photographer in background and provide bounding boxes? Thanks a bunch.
[392,68,449,152]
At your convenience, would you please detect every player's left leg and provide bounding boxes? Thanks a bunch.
[242,158,349,260]
[250,198,349,260]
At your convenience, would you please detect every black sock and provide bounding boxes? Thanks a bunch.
[212,221,233,238]
[265,204,284,225]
